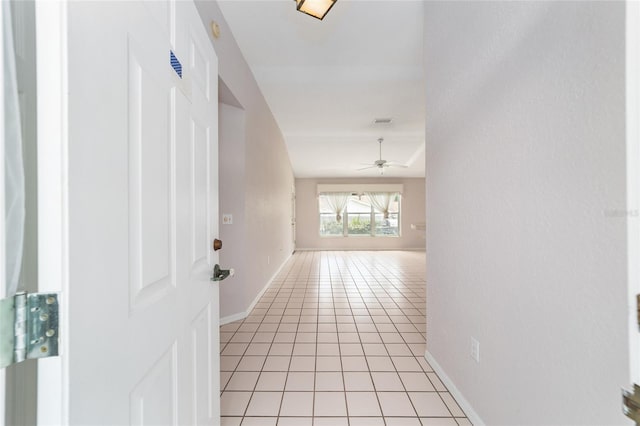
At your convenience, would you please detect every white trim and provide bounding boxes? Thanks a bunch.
[628,0,640,385]
[35,1,68,424]
[317,183,403,195]
[220,310,247,326]
[0,0,6,299]
[220,253,293,325]
[425,350,485,426]
[0,0,6,421]
[294,247,426,252]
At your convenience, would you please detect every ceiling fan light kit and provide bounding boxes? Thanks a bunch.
[295,0,337,20]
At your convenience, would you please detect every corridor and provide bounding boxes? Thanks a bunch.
[219,251,469,425]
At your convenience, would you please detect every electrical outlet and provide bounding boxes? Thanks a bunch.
[470,337,480,363]
[267,256,270,265]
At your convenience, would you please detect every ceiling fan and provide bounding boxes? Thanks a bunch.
[358,137,408,175]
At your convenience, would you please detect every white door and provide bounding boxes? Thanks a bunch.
[35,1,220,424]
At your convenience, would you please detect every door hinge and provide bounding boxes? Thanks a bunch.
[636,294,640,331]
[623,384,640,424]
[0,292,59,368]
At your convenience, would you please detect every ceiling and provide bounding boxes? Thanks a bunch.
[218,0,426,178]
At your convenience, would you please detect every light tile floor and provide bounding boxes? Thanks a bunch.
[220,251,470,426]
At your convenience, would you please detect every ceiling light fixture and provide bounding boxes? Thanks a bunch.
[357,137,409,175]
[295,0,337,20]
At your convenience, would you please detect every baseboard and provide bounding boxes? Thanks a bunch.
[295,247,426,252]
[245,252,292,316]
[220,253,293,326]
[220,311,246,325]
[425,350,485,426]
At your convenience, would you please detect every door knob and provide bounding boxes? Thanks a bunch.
[213,239,222,251]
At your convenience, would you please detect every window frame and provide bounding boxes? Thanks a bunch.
[318,192,401,238]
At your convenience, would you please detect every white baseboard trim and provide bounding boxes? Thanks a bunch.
[425,350,485,426]
[220,311,246,325]
[220,253,293,326]
[295,247,426,252]
[245,252,292,317]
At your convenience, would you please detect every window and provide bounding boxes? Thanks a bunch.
[346,197,371,235]
[319,196,343,236]
[319,192,400,237]
[374,193,400,236]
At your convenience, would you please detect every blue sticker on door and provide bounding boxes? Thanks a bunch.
[170,51,182,78]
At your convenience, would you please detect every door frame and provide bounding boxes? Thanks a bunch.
[1,0,7,418]
[291,186,296,251]
[627,0,640,387]
[34,0,68,423]
[1,1,67,423]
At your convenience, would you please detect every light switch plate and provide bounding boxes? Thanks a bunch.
[222,214,233,225]
[470,337,480,363]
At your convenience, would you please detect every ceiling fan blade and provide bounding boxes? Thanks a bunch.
[357,137,405,172]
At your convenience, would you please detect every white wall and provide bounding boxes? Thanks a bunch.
[296,178,425,251]
[196,1,296,321]
[218,102,247,320]
[424,2,628,425]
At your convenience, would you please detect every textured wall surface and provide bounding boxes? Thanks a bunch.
[295,178,426,251]
[196,1,295,321]
[423,2,628,424]
[218,103,247,319]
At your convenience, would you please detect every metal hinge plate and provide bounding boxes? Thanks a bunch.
[0,292,59,368]
[636,294,640,331]
[624,384,640,423]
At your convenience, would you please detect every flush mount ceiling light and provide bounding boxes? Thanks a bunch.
[295,0,337,20]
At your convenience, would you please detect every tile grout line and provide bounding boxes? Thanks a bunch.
[276,250,309,419]
[220,251,468,425]
[328,253,351,426]
[365,253,465,421]
[352,252,422,419]
[238,251,299,420]
[344,253,387,426]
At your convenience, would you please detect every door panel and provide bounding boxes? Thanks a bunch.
[192,305,213,423]
[127,29,175,311]
[130,345,177,426]
[192,119,210,269]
